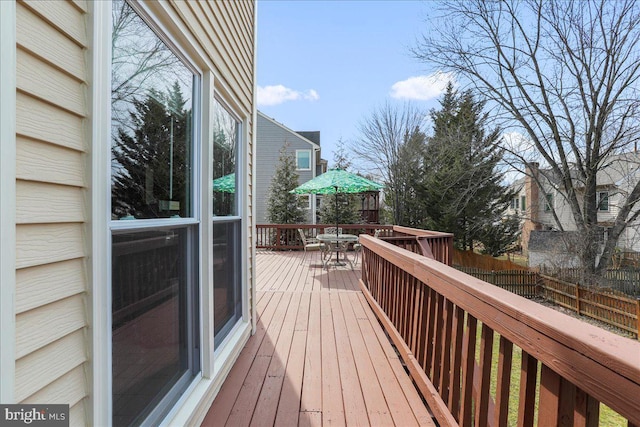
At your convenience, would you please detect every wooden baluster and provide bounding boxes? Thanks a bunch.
[448,306,465,421]
[431,294,444,388]
[475,323,494,427]
[494,336,513,427]
[574,388,599,427]
[439,299,454,403]
[518,351,538,427]
[459,314,477,427]
[424,288,437,376]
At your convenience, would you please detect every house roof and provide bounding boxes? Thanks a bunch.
[257,111,321,150]
[528,230,580,252]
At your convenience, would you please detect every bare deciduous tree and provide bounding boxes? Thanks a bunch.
[352,102,425,225]
[415,0,640,274]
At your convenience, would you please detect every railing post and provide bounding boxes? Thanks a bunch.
[276,227,281,251]
[576,283,581,315]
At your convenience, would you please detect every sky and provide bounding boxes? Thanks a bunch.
[256,0,453,169]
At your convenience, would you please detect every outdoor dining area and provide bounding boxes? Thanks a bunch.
[299,227,361,269]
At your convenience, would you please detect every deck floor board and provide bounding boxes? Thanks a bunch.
[202,250,435,427]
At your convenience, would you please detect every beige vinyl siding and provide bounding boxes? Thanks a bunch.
[15,1,89,425]
[169,1,254,110]
[16,137,85,187]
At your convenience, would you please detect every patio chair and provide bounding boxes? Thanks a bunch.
[298,229,324,264]
[352,240,362,265]
[353,229,381,265]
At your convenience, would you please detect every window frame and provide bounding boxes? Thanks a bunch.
[598,191,610,212]
[299,194,311,209]
[98,2,205,424]
[211,95,247,351]
[296,149,312,171]
[545,193,553,212]
[93,1,253,425]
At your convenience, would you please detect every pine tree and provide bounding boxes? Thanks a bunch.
[266,144,307,224]
[112,83,190,219]
[422,84,517,254]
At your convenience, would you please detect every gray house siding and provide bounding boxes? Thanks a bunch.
[256,112,320,223]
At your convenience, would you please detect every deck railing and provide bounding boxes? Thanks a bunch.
[359,228,640,427]
[256,224,394,250]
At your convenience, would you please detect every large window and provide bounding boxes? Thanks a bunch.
[110,2,199,425]
[212,99,243,346]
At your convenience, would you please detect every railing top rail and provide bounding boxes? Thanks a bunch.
[256,223,394,230]
[360,235,640,422]
[392,225,454,238]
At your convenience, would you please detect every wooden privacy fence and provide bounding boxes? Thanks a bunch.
[360,234,640,427]
[456,267,539,298]
[539,274,640,338]
[458,266,640,339]
[540,266,640,296]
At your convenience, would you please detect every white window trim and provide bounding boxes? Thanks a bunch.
[0,0,16,403]
[299,194,311,209]
[91,1,113,424]
[296,149,312,171]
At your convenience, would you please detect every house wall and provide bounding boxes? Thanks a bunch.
[256,113,318,223]
[14,1,90,424]
[8,0,256,425]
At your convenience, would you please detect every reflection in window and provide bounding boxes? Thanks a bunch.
[213,101,238,216]
[111,1,194,220]
[213,221,242,345]
[112,228,197,426]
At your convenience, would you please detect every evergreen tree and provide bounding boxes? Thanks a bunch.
[422,84,517,254]
[319,141,362,226]
[112,83,190,219]
[389,126,427,227]
[266,144,307,224]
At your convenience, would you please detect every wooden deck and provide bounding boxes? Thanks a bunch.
[202,250,435,426]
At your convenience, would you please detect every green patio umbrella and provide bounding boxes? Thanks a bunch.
[291,168,383,263]
[212,173,235,193]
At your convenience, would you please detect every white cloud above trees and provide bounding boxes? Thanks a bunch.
[257,85,319,106]
[390,72,455,101]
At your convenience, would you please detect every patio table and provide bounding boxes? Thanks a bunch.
[316,233,358,268]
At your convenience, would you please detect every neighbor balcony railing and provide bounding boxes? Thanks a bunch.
[359,226,640,427]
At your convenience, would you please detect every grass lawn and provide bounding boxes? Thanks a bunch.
[476,323,626,426]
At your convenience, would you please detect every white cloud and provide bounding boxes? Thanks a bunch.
[257,85,320,106]
[390,72,455,101]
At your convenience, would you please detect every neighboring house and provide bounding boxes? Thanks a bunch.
[256,111,327,223]
[1,1,256,426]
[507,153,640,263]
